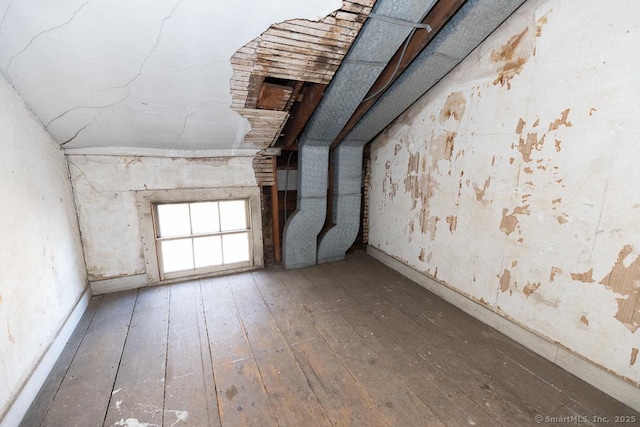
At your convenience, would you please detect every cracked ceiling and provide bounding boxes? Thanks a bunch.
[0,0,346,155]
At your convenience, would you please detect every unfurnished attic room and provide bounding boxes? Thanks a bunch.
[1,0,639,426]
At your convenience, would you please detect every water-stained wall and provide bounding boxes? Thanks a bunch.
[369,0,640,387]
[68,155,258,292]
[0,75,87,418]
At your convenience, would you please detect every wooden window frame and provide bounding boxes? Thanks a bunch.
[136,187,263,285]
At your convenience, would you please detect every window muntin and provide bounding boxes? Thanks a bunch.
[154,199,251,277]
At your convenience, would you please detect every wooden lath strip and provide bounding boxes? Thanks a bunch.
[264,28,352,49]
[255,47,344,66]
[258,34,349,55]
[257,40,347,60]
[256,57,339,73]
[252,155,276,186]
[273,20,359,39]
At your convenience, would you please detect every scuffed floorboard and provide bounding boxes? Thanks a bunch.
[23,253,638,426]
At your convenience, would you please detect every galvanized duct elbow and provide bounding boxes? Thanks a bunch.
[317,142,365,264]
[283,0,438,269]
[318,0,527,263]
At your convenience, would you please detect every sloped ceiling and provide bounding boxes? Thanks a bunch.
[0,0,342,154]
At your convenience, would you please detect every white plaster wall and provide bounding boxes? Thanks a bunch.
[369,0,640,386]
[67,154,258,284]
[0,75,87,417]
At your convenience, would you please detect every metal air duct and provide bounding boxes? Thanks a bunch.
[317,0,527,263]
[283,0,438,269]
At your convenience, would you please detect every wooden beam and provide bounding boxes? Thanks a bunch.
[284,80,305,112]
[257,82,294,110]
[271,156,281,264]
[281,83,328,150]
[331,0,467,149]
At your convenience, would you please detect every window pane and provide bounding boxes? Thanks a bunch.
[161,239,194,273]
[157,203,191,237]
[193,236,223,268]
[222,232,250,264]
[219,200,247,231]
[190,202,219,234]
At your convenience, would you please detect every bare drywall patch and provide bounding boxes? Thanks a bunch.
[473,177,491,203]
[499,205,530,236]
[548,108,573,131]
[535,9,552,37]
[440,92,466,123]
[599,245,640,333]
[491,27,530,89]
[500,269,511,293]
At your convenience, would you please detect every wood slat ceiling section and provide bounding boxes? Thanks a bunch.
[252,155,276,187]
[230,0,376,150]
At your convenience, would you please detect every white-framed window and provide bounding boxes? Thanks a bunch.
[136,187,263,284]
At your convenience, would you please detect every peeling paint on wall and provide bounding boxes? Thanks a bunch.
[548,109,572,132]
[571,269,595,283]
[446,215,457,233]
[499,270,511,293]
[535,10,552,37]
[523,282,541,296]
[368,0,640,387]
[499,205,530,236]
[631,348,639,366]
[491,28,530,89]
[440,92,466,123]
[473,177,491,203]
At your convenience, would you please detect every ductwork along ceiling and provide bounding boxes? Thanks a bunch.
[282,0,526,268]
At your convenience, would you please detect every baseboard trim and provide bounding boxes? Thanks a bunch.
[367,245,640,412]
[0,286,91,427]
[90,273,147,295]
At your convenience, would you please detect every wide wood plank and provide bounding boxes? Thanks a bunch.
[194,281,222,426]
[102,286,170,427]
[164,281,214,426]
[41,291,137,427]
[227,273,331,426]
[199,276,277,426]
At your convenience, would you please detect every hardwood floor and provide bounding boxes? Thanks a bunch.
[22,252,638,426]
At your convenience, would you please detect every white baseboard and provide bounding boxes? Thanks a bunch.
[367,245,640,412]
[0,287,91,427]
[90,273,147,295]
